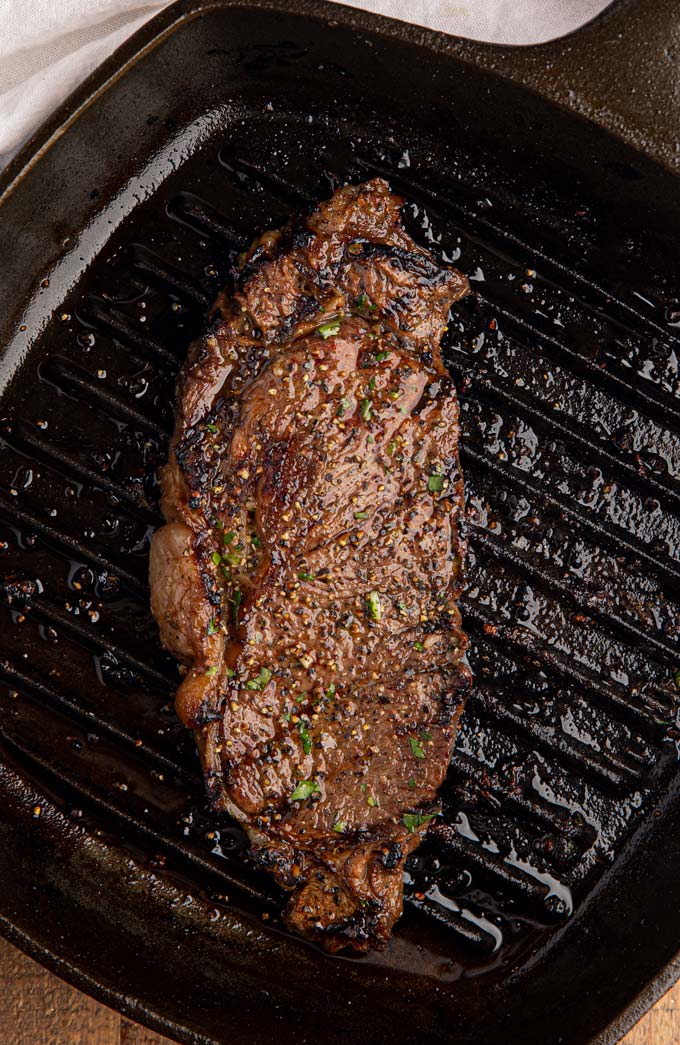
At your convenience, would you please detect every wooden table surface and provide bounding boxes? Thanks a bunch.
[0,934,676,1044]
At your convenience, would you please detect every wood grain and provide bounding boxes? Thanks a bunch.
[0,932,676,1043]
[0,936,172,1044]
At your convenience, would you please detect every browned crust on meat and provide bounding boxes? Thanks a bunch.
[149,179,470,951]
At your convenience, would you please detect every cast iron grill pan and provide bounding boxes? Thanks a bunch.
[1,3,680,1043]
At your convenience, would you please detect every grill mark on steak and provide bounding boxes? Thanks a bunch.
[149,179,471,952]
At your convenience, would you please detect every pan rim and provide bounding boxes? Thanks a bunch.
[0,0,636,206]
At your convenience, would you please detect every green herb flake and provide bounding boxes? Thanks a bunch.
[224,551,242,566]
[332,818,346,833]
[387,439,397,456]
[337,396,350,418]
[354,510,369,520]
[360,398,372,422]
[205,665,218,678]
[290,779,321,802]
[246,666,272,691]
[251,534,261,548]
[356,293,368,308]
[409,735,426,760]
[298,570,315,582]
[207,618,219,636]
[211,551,222,566]
[223,531,236,545]
[318,317,341,339]
[367,795,378,808]
[413,641,424,652]
[366,590,382,621]
[407,777,416,790]
[360,783,367,793]
[403,811,435,833]
[421,730,433,741]
[205,423,218,433]
[326,683,336,700]
[368,375,377,391]
[428,473,444,493]
[231,589,242,624]
[298,721,312,755]
[226,667,235,678]
[375,350,390,362]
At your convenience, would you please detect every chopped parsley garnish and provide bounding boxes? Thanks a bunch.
[407,777,416,790]
[360,398,372,421]
[403,811,435,833]
[207,618,219,636]
[251,534,261,548]
[375,350,390,362]
[226,667,235,678]
[205,423,218,433]
[223,531,236,544]
[298,721,312,755]
[337,396,350,418]
[368,375,376,390]
[246,666,272,691]
[318,317,341,339]
[298,570,315,582]
[421,730,433,741]
[332,817,346,833]
[356,293,368,308]
[224,551,242,566]
[205,665,218,678]
[366,590,382,621]
[413,641,424,652]
[211,551,222,566]
[354,510,369,520]
[231,589,242,624]
[290,779,321,802]
[367,795,378,808]
[387,440,397,456]
[326,683,336,700]
[428,473,444,493]
[409,735,426,759]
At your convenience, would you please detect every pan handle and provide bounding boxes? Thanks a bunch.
[444,0,680,172]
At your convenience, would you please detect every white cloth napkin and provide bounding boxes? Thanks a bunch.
[0,0,612,171]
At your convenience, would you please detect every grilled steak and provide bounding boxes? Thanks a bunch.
[149,178,471,951]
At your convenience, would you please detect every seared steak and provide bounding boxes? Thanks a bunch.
[149,178,471,951]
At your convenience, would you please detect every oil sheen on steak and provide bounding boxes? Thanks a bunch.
[149,179,471,952]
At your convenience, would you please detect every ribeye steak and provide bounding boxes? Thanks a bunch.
[149,178,471,951]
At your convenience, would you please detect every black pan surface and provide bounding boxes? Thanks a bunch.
[1,2,680,1043]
